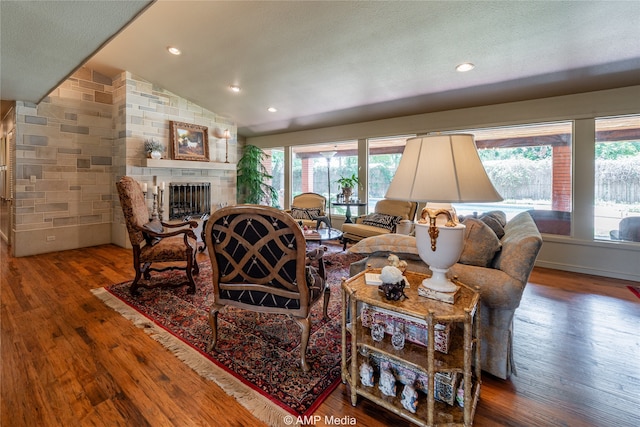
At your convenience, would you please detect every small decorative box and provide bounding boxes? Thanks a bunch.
[416,371,461,406]
[361,304,451,353]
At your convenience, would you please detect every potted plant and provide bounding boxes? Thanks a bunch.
[336,174,359,201]
[237,144,280,207]
[144,138,164,159]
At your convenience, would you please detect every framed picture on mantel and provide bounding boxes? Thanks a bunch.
[170,121,209,161]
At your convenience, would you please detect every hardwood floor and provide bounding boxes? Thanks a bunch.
[2,240,639,426]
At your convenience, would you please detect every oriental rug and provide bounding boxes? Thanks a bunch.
[92,248,363,426]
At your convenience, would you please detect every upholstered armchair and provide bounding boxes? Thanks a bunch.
[116,176,200,296]
[341,199,418,250]
[203,204,329,372]
[286,192,330,229]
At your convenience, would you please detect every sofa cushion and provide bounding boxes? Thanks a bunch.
[343,223,393,240]
[291,207,321,220]
[459,217,502,267]
[359,213,404,231]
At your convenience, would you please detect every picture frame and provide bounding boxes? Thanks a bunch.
[170,121,209,161]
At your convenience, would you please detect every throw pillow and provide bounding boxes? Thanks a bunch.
[359,213,404,231]
[459,217,502,267]
[143,218,164,246]
[291,207,321,220]
[480,211,507,239]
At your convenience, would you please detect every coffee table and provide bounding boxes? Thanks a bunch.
[303,227,343,242]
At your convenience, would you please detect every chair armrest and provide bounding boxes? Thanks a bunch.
[164,220,198,229]
[135,224,197,240]
[395,220,413,235]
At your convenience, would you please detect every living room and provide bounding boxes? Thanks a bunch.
[2,2,639,426]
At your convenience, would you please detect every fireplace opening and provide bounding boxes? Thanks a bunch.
[169,182,211,220]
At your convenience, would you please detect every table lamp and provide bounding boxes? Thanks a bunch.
[385,134,502,293]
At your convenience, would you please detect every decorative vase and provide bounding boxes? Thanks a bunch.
[359,361,374,387]
[150,151,162,160]
[341,186,353,202]
[371,322,385,342]
[392,327,405,350]
[401,384,418,413]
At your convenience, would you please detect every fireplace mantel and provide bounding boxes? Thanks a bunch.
[144,159,236,171]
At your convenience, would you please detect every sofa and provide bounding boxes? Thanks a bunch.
[341,199,418,250]
[348,211,543,379]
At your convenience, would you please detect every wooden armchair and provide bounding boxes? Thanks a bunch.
[116,176,200,296]
[203,204,329,371]
[286,192,330,229]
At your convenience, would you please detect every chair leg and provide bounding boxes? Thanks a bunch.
[185,251,196,294]
[342,238,348,251]
[295,316,311,372]
[207,305,222,352]
[323,286,330,320]
[192,256,200,275]
[130,267,143,296]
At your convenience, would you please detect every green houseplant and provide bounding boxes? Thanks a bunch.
[336,173,359,201]
[237,144,280,207]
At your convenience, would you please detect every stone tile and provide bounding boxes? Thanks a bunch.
[91,156,112,166]
[60,124,89,134]
[25,116,48,125]
[35,203,68,213]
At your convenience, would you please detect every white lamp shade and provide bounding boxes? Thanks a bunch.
[385,134,502,203]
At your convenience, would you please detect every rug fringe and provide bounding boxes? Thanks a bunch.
[91,288,292,427]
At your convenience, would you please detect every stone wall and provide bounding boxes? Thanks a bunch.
[13,68,237,256]
[14,68,115,256]
[111,71,237,248]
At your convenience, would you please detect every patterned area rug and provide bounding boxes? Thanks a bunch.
[92,247,363,426]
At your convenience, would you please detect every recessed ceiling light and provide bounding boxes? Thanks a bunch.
[167,46,181,56]
[456,62,475,72]
[229,85,241,93]
[267,107,277,113]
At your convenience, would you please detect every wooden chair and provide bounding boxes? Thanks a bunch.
[203,204,329,372]
[116,176,200,296]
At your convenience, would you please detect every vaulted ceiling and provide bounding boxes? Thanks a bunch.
[2,1,640,137]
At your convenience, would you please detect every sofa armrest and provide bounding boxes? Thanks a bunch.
[493,212,543,285]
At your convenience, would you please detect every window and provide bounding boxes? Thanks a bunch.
[594,115,640,242]
[292,141,358,216]
[367,135,414,212]
[451,122,573,235]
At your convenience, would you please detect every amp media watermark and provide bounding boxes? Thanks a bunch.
[283,414,357,425]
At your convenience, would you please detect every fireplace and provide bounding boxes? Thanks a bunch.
[169,182,211,220]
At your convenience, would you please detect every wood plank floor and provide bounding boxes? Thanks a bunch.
[2,240,639,426]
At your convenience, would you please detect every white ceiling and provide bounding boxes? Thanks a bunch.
[3,1,640,138]
[0,0,152,111]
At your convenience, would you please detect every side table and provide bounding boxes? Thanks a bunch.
[332,201,367,223]
[341,269,481,426]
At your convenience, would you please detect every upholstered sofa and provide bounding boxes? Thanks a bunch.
[341,199,418,250]
[348,211,543,379]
